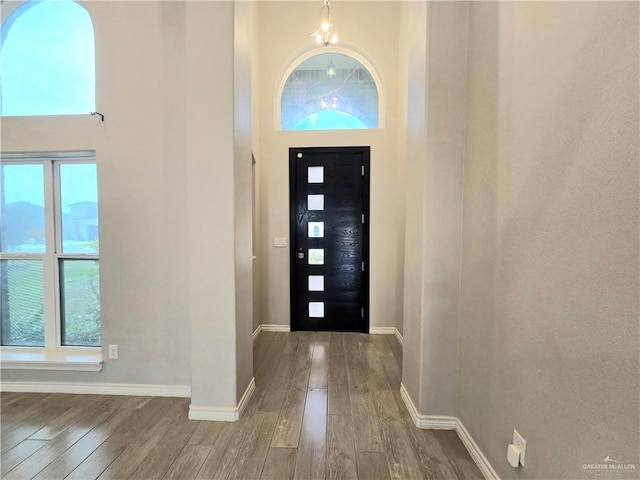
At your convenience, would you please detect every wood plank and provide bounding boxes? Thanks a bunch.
[449,458,484,480]
[254,332,277,365]
[260,447,297,480]
[308,341,329,389]
[380,356,402,388]
[282,332,300,354]
[32,407,135,480]
[98,399,185,479]
[345,352,368,394]
[328,354,351,415]
[315,332,330,342]
[386,334,403,361]
[187,420,225,447]
[293,389,327,480]
[378,418,423,480]
[326,415,357,480]
[329,333,345,355]
[66,442,127,480]
[163,445,212,480]
[195,420,248,480]
[258,353,295,412]
[356,452,391,480]
[226,412,278,480]
[343,333,361,356]
[103,396,171,445]
[4,405,116,479]
[433,430,474,460]
[29,395,119,441]
[350,391,384,453]
[129,414,199,479]
[0,440,47,475]
[360,343,390,391]
[371,335,394,357]
[270,387,306,448]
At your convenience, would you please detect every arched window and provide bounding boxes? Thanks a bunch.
[280,51,380,131]
[0,0,96,116]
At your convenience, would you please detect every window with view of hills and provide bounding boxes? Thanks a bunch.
[0,156,100,348]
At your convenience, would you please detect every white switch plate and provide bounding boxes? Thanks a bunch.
[513,429,526,466]
[274,237,287,248]
[108,344,119,360]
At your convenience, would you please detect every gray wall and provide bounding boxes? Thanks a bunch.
[400,1,469,416]
[459,2,640,478]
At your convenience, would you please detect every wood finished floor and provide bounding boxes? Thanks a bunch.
[0,332,482,479]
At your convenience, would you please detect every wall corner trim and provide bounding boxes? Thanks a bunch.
[369,327,404,346]
[188,377,256,422]
[253,324,291,340]
[0,381,191,398]
[399,383,500,480]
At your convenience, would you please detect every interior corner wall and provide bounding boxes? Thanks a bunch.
[256,1,402,331]
[400,1,468,416]
[1,1,191,387]
[186,0,241,410]
[250,1,262,334]
[234,0,256,399]
[459,2,639,478]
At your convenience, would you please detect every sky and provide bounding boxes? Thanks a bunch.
[0,0,95,116]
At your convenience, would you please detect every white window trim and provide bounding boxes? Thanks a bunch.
[0,151,102,371]
[275,44,386,130]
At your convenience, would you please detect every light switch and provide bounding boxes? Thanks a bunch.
[274,237,287,248]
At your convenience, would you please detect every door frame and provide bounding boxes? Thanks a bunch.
[288,146,371,332]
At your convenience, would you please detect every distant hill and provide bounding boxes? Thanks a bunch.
[1,201,45,249]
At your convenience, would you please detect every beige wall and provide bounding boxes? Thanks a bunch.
[459,2,639,478]
[1,1,255,411]
[399,1,469,416]
[256,2,404,331]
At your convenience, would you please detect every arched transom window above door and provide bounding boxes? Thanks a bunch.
[279,50,382,131]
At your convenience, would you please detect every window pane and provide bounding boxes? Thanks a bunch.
[308,249,324,265]
[60,164,99,254]
[308,222,324,238]
[1,0,96,116]
[308,166,324,183]
[60,259,100,346]
[308,275,324,292]
[281,53,378,130]
[307,194,324,211]
[309,302,325,318]
[0,164,45,253]
[0,260,45,346]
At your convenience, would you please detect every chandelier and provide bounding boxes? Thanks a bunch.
[311,0,338,47]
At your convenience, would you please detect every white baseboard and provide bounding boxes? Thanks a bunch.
[455,418,500,480]
[0,381,191,398]
[400,382,457,429]
[370,327,404,346]
[261,324,290,333]
[252,324,291,339]
[188,377,256,422]
[399,383,499,480]
[253,325,403,347]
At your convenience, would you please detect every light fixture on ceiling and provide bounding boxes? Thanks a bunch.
[326,59,336,77]
[311,0,338,47]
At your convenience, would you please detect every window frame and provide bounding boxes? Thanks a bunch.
[0,151,102,370]
[275,45,386,131]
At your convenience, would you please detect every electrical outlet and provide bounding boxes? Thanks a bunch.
[513,429,526,466]
[108,344,118,360]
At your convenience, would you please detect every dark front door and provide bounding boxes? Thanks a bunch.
[289,146,370,332]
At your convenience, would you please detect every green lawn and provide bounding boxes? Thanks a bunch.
[1,260,100,347]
